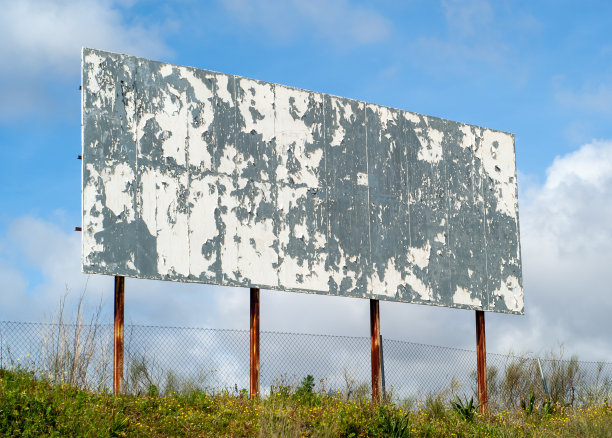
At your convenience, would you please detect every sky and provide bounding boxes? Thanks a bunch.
[0,0,611,364]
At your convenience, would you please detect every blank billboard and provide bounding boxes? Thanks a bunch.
[82,48,523,314]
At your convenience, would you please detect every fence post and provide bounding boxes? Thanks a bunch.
[114,276,125,394]
[380,334,386,400]
[250,287,260,398]
[370,299,382,402]
[475,310,487,412]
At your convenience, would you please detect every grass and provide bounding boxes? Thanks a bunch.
[1,368,611,437]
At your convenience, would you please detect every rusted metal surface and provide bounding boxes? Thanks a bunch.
[476,310,487,412]
[250,287,260,398]
[370,299,381,402]
[113,275,125,394]
[82,48,523,314]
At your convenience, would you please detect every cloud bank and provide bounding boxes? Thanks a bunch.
[0,0,170,119]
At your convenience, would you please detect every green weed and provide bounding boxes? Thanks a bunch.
[521,393,536,415]
[451,395,479,422]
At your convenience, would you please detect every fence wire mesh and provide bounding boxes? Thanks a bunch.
[1,321,610,408]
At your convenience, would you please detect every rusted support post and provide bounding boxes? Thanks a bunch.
[476,310,487,413]
[113,276,125,394]
[370,299,382,403]
[250,287,260,399]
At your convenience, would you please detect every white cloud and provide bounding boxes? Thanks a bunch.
[490,139,612,361]
[0,0,169,74]
[0,217,221,327]
[411,36,508,75]
[408,0,532,86]
[0,0,170,119]
[544,140,612,190]
[555,80,612,114]
[442,0,493,39]
[220,0,391,46]
[0,262,30,319]
[0,217,103,321]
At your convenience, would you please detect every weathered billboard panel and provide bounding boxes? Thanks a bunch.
[81,48,523,314]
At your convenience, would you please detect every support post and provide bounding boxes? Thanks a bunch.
[113,276,125,394]
[380,334,386,401]
[250,287,260,399]
[370,299,382,402]
[476,310,487,413]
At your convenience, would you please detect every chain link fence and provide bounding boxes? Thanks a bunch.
[1,320,610,408]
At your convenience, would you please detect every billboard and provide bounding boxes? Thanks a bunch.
[82,48,523,314]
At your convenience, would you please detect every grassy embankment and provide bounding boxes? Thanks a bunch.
[1,369,611,437]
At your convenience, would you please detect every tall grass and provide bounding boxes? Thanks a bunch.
[39,290,111,390]
[1,367,611,437]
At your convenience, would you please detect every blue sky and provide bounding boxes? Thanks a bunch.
[1,0,611,362]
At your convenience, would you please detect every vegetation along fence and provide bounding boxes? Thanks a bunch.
[1,320,610,409]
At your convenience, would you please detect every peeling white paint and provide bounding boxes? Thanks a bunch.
[155,170,190,277]
[368,257,402,297]
[417,124,444,163]
[406,269,433,301]
[405,112,445,163]
[181,69,215,170]
[407,242,431,270]
[460,125,476,149]
[275,86,313,142]
[378,106,399,153]
[136,114,154,142]
[82,49,523,315]
[493,275,523,312]
[379,106,398,130]
[403,112,421,125]
[238,78,275,142]
[275,85,324,187]
[453,286,482,307]
[103,162,135,220]
[139,168,157,236]
[235,178,278,285]
[481,130,517,218]
[277,185,328,291]
[160,64,173,78]
[83,52,114,110]
[330,98,349,147]
[329,246,359,295]
[236,213,277,283]
[154,85,188,166]
[216,74,233,104]
[82,167,104,263]
[126,257,137,271]
[218,146,237,176]
[188,174,218,278]
[217,175,240,282]
[357,172,368,186]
